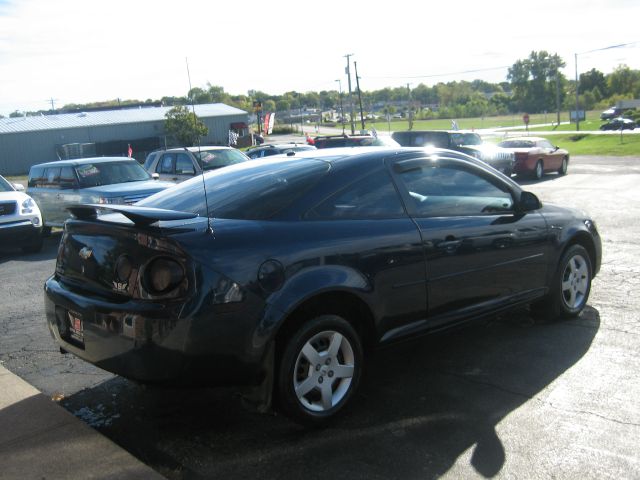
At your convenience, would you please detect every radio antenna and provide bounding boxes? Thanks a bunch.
[186,57,213,235]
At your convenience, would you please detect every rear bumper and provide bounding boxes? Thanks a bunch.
[44,276,266,386]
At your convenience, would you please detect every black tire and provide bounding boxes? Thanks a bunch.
[276,314,363,426]
[531,244,592,321]
[558,156,568,175]
[533,160,543,180]
[41,226,52,237]
[21,235,43,254]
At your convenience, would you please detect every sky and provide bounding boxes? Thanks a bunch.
[0,0,639,116]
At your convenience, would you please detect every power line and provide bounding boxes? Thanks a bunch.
[365,65,511,81]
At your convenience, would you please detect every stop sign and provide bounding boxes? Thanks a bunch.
[523,113,530,125]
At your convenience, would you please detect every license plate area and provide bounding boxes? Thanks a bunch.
[55,306,85,349]
[68,310,84,343]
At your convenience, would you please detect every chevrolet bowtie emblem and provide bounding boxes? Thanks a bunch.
[79,247,93,260]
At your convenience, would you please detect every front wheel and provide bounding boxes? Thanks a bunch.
[558,156,568,175]
[276,315,363,426]
[532,244,592,320]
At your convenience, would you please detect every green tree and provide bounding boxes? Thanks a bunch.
[607,65,640,97]
[579,68,607,96]
[164,106,208,146]
[508,51,566,113]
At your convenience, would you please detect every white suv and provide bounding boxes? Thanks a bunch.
[0,175,43,253]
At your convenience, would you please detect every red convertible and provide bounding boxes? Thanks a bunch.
[497,137,569,179]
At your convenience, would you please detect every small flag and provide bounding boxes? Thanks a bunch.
[127,144,132,157]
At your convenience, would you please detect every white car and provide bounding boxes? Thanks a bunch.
[0,174,43,253]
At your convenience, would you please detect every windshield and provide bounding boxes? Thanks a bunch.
[498,140,535,148]
[0,175,14,192]
[75,161,151,187]
[193,149,248,171]
[139,158,329,220]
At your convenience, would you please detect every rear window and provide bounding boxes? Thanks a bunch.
[498,140,535,148]
[76,161,150,187]
[138,158,330,220]
[392,131,450,148]
[193,149,248,171]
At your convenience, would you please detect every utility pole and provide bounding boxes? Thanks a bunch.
[48,98,58,111]
[354,61,365,131]
[335,79,345,134]
[574,53,580,131]
[344,53,355,135]
[406,83,413,130]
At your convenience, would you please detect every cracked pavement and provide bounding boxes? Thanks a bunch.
[0,155,638,479]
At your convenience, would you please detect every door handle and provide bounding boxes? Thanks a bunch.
[437,236,462,252]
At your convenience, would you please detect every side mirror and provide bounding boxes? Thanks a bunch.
[13,183,25,191]
[519,191,542,212]
[152,173,160,180]
[554,146,560,151]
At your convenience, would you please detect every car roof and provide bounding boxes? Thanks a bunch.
[500,137,546,142]
[32,157,137,168]
[247,143,311,151]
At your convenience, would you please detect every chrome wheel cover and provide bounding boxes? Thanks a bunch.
[561,253,590,309]
[293,330,355,412]
[535,161,543,179]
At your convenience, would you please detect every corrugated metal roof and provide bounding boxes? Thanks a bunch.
[0,103,247,134]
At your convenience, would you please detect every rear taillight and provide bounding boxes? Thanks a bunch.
[143,257,185,295]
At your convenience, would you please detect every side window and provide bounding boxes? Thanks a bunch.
[157,154,175,174]
[45,167,61,188]
[175,154,195,175]
[28,167,45,188]
[59,166,77,188]
[306,169,405,220]
[397,164,514,217]
[143,153,157,170]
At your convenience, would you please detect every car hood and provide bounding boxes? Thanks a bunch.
[82,180,174,196]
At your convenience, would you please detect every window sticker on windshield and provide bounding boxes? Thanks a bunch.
[200,153,216,163]
[76,165,99,177]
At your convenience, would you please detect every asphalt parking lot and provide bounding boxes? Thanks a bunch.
[1,155,639,479]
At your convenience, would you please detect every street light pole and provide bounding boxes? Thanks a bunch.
[335,79,345,134]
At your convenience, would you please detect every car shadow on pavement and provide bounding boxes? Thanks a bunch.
[0,233,60,265]
[60,306,600,480]
[515,173,564,187]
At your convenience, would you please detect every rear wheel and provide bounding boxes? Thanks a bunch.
[532,244,592,320]
[276,314,363,426]
[533,160,543,180]
[558,156,568,175]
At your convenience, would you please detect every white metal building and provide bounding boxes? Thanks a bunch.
[0,103,249,175]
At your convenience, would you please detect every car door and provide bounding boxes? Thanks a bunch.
[539,139,562,171]
[303,165,427,342]
[390,156,551,325]
[42,166,64,225]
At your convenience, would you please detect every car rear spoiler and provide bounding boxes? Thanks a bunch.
[67,204,198,226]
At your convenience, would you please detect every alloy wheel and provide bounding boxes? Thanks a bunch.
[293,330,355,412]
[561,253,590,309]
